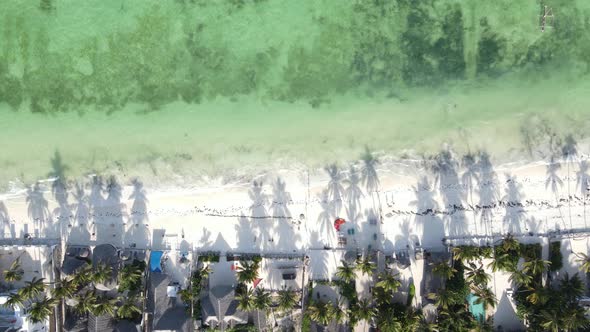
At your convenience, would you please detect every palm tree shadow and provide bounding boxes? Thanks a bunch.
[410,176,444,248]
[235,214,255,252]
[197,227,213,249]
[249,180,272,251]
[344,165,363,214]
[0,202,12,238]
[325,164,345,217]
[546,157,563,200]
[272,177,299,252]
[576,160,590,229]
[46,152,71,240]
[96,176,126,246]
[525,217,543,236]
[125,179,150,248]
[48,150,69,211]
[545,157,566,228]
[461,153,479,209]
[360,147,380,211]
[67,182,91,245]
[26,182,50,236]
[477,151,499,240]
[89,175,105,241]
[502,174,525,235]
[429,149,466,237]
[394,218,419,250]
[317,190,337,249]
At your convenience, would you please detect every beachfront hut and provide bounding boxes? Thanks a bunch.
[147,272,192,331]
[61,245,91,276]
[92,243,120,291]
[201,285,247,329]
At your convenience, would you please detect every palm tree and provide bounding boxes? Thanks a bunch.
[401,308,422,332]
[540,309,561,332]
[236,261,259,284]
[118,264,142,291]
[560,272,584,301]
[465,262,491,287]
[375,272,401,294]
[354,298,376,329]
[428,289,452,310]
[236,287,255,312]
[575,252,590,273]
[451,246,480,263]
[501,233,520,253]
[92,296,117,316]
[356,256,375,276]
[74,291,97,315]
[308,300,335,327]
[432,261,457,280]
[52,278,77,299]
[522,258,550,276]
[253,288,271,312]
[93,264,113,284]
[332,302,348,325]
[2,292,24,309]
[28,296,57,324]
[508,269,533,287]
[336,261,355,283]
[19,277,46,300]
[117,296,141,320]
[277,287,298,313]
[488,252,515,272]
[562,305,590,331]
[3,258,24,282]
[198,265,211,279]
[72,264,94,287]
[474,287,497,310]
[526,286,548,305]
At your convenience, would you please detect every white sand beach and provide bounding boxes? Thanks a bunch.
[1,150,590,329]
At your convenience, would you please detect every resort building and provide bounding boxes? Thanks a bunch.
[147,250,193,332]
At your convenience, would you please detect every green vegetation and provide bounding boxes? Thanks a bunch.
[199,252,220,263]
[549,241,563,271]
[0,256,149,326]
[179,266,209,320]
[489,234,521,272]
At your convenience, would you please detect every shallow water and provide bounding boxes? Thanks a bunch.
[1,0,589,188]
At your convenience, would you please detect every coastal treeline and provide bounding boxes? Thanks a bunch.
[0,0,589,112]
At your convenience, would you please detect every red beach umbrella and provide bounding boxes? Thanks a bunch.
[334,218,346,231]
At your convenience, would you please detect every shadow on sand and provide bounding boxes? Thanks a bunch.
[26,182,50,236]
[325,164,345,217]
[429,149,466,237]
[249,180,273,251]
[66,181,91,245]
[476,151,499,241]
[411,176,445,249]
[271,177,299,252]
[502,174,526,235]
[125,179,150,249]
[91,176,127,246]
[0,201,14,238]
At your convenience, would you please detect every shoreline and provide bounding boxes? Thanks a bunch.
[2,152,590,244]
